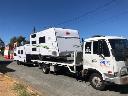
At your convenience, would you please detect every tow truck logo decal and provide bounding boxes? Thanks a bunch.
[100,60,110,67]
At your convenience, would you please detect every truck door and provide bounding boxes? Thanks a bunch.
[83,41,92,68]
[92,40,113,73]
[83,40,113,74]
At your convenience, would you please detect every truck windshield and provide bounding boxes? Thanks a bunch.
[109,39,128,61]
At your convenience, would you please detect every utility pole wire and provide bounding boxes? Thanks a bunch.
[93,9,128,26]
[55,0,117,26]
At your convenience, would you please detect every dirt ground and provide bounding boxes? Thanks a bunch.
[0,73,41,96]
[0,74,17,96]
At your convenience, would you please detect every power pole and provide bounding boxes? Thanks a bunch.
[33,26,36,33]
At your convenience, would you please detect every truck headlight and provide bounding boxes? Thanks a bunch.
[120,68,128,76]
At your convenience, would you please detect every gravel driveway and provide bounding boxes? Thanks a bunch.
[1,61,128,96]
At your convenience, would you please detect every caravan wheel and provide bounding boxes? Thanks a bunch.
[41,65,49,74]
[17,61,21,65]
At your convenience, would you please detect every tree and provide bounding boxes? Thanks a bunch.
[9,36,17,48]
[0,38,5,55]
[23,40,30,45]
[9,35,28,48]
[0,38,5,48]
[17,36,25,46]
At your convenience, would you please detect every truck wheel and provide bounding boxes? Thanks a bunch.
[41,65,49,74]
[89,73,106,91]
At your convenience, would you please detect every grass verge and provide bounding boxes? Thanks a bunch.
[0,56,5,61]
[13,83,39,96]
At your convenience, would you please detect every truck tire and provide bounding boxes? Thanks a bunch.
[41,65,49,74]
[89,73,106,91]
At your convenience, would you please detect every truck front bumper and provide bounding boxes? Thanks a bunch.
[105,75,128,85]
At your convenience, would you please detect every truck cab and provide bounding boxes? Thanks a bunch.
[83,36,128,90]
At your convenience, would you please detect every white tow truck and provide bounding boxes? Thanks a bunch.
[31,35,128,90]
[14,28,128,90]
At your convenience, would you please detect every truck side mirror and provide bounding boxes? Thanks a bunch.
[82,38,84,43]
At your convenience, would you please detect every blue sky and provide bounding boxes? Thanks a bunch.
[0,0,128,44]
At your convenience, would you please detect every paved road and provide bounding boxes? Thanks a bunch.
[1,61,128,96]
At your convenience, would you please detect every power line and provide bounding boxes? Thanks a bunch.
[55,0,117,26]
[92,9,128,26]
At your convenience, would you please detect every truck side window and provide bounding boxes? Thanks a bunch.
[94,40,110,57]
[21,50,23,54]
[18,50,20,54]
[101,40,110,57]
[93,41,98,54]
[85,42,91,54]
[32,41,36,44]
[39,36,45,43]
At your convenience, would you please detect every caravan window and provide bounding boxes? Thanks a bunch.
[39,36,45,43]
[18,50,20,54]
[21,50,23,54]
[14,53,16,56]
[31,34,36,38]
[32,41,36,44]
[32,48,36,51]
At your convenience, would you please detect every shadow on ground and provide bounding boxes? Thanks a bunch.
[55,69,128,94]
[0,61,15,74]
[107,84,128,94]
[2,61,127,94]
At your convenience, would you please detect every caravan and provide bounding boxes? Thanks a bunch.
[13,44,31,64]
[30,28,82,60]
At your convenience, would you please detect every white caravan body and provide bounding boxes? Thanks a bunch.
[13,47,20,61]
[30,28,82,57]
[13,44,31,62]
